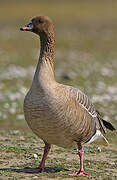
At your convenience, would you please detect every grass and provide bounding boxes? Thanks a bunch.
[0,0,117,179]
[0,130,117,179]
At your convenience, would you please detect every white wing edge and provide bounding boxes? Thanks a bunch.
[85,130,109,146]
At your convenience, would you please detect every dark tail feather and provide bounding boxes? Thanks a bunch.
[102,119,116,131]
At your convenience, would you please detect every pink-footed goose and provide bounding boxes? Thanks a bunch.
[20,16,115,177]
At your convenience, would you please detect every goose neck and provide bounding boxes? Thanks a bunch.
[33,33,55,88]
[39,34,55,67]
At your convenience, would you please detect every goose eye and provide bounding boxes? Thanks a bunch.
[38,19,44,24]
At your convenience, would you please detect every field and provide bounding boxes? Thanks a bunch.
[0,0,117,179]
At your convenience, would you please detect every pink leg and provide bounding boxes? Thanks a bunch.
[38,143,51,172]
[69,148,90,177]
[21,143,50,173]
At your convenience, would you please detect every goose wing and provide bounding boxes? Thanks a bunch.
[61,85,115,133]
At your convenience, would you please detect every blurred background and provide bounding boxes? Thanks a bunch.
[0,0,117,142]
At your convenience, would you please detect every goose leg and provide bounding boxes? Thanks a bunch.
[69,148,90,177]
[20,143,50,173]
[37,143,51,172]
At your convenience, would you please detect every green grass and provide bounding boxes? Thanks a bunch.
[0,130,117,179]
[0,0,117,179]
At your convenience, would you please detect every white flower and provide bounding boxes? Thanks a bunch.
[17,114,24,120]
[4,103,10,109]
[9,107,16,114]
[97,147,101,152]
[33,154,38,159]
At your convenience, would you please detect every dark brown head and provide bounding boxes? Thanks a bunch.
[20,16,55,39]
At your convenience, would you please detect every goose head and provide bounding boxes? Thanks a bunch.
[20,16,55,39]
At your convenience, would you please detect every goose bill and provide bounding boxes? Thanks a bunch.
[20,22,33,31]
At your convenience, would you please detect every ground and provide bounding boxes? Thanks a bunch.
[0,126,117,180]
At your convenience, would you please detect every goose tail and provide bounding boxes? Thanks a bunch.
[96,110,116,133]
[102,119,115,131]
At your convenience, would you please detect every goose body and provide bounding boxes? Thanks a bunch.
[24,83,96,149]
[20,16,115,176]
